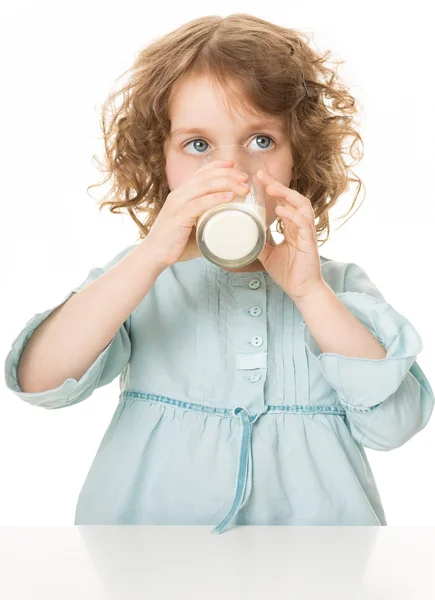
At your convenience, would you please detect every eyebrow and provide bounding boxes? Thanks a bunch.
[170,121,283,138]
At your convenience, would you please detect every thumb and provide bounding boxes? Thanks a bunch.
[257,242,274,268]
[179,227,202,263]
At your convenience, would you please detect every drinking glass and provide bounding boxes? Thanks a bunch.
[195,145,269,268]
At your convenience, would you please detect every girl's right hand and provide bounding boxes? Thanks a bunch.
[144,159,251,269]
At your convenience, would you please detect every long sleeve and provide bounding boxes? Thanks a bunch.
[4,244,137,410]
[300,261,435,450]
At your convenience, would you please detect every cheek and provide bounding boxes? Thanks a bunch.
[164,150,196,191]
[273,165,293,188]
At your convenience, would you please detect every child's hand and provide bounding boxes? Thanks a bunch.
[256,169,325,300]
[145,159,251,269]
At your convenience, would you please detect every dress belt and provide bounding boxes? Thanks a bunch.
[211,404,269,535]
[119,389,346,535]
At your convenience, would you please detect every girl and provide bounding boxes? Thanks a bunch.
[5,14,434,535]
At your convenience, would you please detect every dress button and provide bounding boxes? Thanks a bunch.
[251,336,263,347]
[248,306,262,317]
[249,373,261,383]
[248,279,261,290]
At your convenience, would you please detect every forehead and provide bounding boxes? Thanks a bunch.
[168,74,282,129]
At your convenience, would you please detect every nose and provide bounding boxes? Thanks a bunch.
[220,144,240,164]
[212,144,252,174]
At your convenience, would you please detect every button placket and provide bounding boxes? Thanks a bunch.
[232,274,268,403]
[246,279,265,383]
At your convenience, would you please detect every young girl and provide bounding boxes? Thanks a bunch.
[5,14,434,535]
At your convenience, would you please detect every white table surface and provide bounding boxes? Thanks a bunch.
[0,526,434,599]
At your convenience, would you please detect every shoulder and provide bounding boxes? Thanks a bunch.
[319,254,385,301]
[319,254,350,289]
[70,242,140,295]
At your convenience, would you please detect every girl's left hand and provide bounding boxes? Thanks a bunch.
[256,169,325,300]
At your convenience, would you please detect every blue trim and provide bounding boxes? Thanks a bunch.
[211,407,252,534]
[119,389,347,416]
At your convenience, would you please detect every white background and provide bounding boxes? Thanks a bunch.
[1,1,434,525]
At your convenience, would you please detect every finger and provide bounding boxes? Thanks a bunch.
[192,176,251,200]
[197,167,249,183]
[268,184,315,224]
[186,190,237,219]
[204,159,234,168]
[257,169,314,219]
[275,204,315,243]
[197,159,234,173]
[174,168,249,205]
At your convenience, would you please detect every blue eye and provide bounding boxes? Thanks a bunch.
[183,139,209,154]
[250,135,274,151]
[183,135,274,155]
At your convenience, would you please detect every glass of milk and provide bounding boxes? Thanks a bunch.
[195,145,268,268]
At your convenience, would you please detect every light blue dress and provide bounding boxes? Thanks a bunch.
[4,244,435,534]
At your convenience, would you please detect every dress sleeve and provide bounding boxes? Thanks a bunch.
[4,244,138,410]
[301,261,435,450]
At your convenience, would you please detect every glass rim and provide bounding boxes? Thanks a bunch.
[197,144,268,170]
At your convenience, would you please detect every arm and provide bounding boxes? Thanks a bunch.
[5,238,165,409]
[294,281,388,359]
[295,262,435,450]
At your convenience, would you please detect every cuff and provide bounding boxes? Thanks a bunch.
[4,288,115,410]
[301,291,423,409]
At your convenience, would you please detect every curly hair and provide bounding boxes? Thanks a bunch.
[87,13,365,247]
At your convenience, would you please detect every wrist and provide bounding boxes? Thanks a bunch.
[136,237,169,275]
[292,280,331,310]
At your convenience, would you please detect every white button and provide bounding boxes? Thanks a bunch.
[249,373,261,383]
[251,336,263,347]
[249,306,262,317]
[248,279,261,289]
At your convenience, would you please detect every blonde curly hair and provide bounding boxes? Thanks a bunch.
[87,13,365,247]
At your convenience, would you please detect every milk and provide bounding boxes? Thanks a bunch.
[198,198,266,261]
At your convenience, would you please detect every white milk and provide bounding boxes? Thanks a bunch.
[201,199,266,261]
